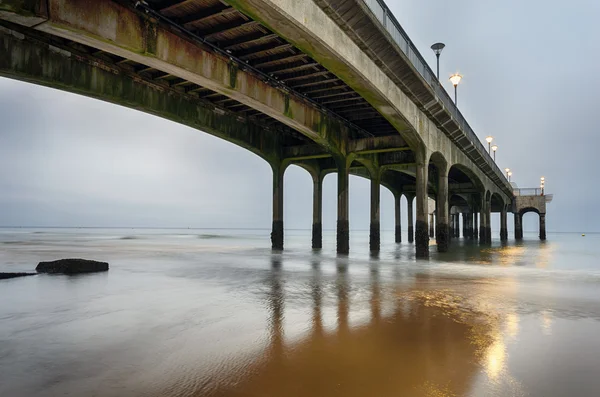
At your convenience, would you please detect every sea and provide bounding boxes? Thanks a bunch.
[1,227,600,397]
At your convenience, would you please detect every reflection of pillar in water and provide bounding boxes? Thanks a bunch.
[336,262,349,334]
[268,257,284,359]
[311,258,323,337]
[370,264,381,324]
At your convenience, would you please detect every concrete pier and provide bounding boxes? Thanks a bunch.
[429,214,435,238]
[0,0,527,257]
[485,206,492,244]
[500,207,508,242]
[514,214,523,240]
[312,174,323,249]
[479,204,487,244]
[394,194,402,243]
[369,176,381,252]
[539,214,546,241]
[271,165,284,250]
[336,158,350,254]
[436,170,449,252]
[407,194,415,244]
[415,157,429,258]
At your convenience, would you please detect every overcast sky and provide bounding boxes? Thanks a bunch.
[1,0,599,232]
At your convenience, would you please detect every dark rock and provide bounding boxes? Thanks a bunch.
[0,272,36,280]
[36,259,109,274]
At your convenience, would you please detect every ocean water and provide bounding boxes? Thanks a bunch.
[1,228,600,397]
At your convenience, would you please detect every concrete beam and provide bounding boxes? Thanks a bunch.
[0,0,358,156]
[283,135,409,160]
[0,23,281,163]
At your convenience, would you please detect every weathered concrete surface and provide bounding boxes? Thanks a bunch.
[227,0,513,202]
[514,195,546,241]
[36,259,108,274]
[271,164,284,250]
[369,176,380,252]
[406,194,414,243]
[394,194,401,243]
[1,0,356,156]
[0,24,283,164]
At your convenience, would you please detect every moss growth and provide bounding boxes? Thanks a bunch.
[228,61,238,89]
[144,20,158,56]
[283,94,292,118]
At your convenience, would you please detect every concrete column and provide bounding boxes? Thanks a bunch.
[369,175,381,252]
[454,214,460,238]
[271,164,284,250]
[407,194,414,243]
[462,213,468,238]
[539,213,546,241]
[500,207,508,242]
[485,206,492,244]
[449,212,455,238]
[394,194,402,243]
[479,202,487,244]
[473,211,479,240]
[515,213,523,240]
[465,212,473,239]
[415,154,429,258]
[312,174,323,249]
[436,171,449,252]
[336,157,350,254]
[429,214,435,238]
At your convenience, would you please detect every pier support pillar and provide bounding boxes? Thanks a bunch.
[462,213,468,238]
[415,152,429,258]
[407,194,414,243]
[369,175,381,252]
[436,170,449,252]
[479,203,487,244]
[336,157,350,254]
[312,173,323,249]
[466,212,473,239]
[500,207,508,242]
[450,212,455,239]
[485,207,492,244]
[429,214,435,238]
[539,214,546,241]
[454,214,460,238]
[394,194,402,243]
[271,164,284,250]
[515,213,523,240]
[473,211,479,240]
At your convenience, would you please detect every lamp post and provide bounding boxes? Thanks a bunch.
[508,171,512,182]
[449,73,462,105]
[485,136,493,154]
[505,168,510,179]
[491,144,498,162]
[540,177,545,195]
[430,43,445,80]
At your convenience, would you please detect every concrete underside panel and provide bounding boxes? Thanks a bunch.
[0,23,282,163]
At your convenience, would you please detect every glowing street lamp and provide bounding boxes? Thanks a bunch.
[491,144,498,161]
[540,176,545,195]
[508,171,513,182]
[449,73,462,105]
[485,136,494,154]
[430,42,445,80]
[505,168,510,178]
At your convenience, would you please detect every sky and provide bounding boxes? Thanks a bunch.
[1,0,599,232]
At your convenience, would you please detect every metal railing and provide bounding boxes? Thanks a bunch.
[361,0,509,190]
[513,188,543,196]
